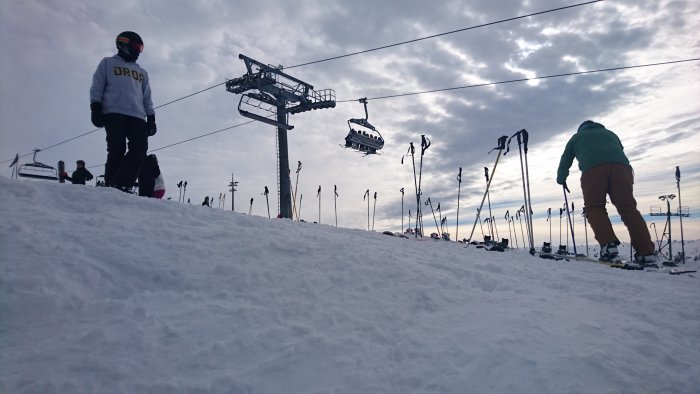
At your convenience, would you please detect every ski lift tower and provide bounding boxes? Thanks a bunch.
[226,54,335,218]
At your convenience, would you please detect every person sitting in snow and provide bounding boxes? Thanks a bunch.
[62,160,94,185]
[557,120,656,264]
[202,196,210,207]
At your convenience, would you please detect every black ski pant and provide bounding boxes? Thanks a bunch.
[104,113,148,188]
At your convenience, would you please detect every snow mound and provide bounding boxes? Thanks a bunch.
[1,177,699,394]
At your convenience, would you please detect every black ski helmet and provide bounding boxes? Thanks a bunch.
[116,31,143,61]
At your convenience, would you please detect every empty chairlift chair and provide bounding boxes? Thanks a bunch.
[18,149,58,181]
[344,98,384,155]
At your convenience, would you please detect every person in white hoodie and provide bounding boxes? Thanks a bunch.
[90,31,156,191]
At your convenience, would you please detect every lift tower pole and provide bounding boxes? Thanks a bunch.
[226,54,335,218]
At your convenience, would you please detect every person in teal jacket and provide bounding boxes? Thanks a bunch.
[557,120,655,263]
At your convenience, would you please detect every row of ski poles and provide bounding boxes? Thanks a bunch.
[465,131,536,253]
[290,161,341,226]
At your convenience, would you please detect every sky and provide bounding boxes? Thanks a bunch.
[1,0,699,248]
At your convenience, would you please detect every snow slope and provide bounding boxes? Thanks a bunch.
[1,176,699,394]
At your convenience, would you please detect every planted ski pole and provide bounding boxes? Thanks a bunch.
[408,209,412,233]
[183,181,188,203]
[505,211,513,249]
[484,167,495,238]
[456,167,462,241]
[404,142,421,237]
[334,185,338,227]
[316,185,321,224]
[521,129,535,254]
[547,208,552,246]
[263,186,270,218]
[400,187,405,232]
[559,207,564,251]
[466,136,508,246]
[441,217,447,236]
[292,161,302,219]
[564,203,569,252]
[177,181,183,202]
[437,203,443,235]
[298,194,303,220]
[425,198,441,236]
[511,216,519,249]
[372,191,377,231]
[517,210,526,249]
[417,135,431,236]
[363,189,370,231]
[582,207,589,255]
[492,216,500,243]
[563,183,578,256]
[676,166,686,264]
[248,197,254,216]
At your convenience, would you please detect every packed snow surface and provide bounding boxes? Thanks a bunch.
[1,177,699,394]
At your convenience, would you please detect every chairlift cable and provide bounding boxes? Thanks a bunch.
[335,57,700,103]
[285,0,604,69]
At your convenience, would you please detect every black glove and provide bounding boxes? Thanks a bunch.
[90,102,104,128]
[146,114,157,136]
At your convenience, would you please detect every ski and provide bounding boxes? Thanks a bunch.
[535,251,646,270]
[669,269,697,275]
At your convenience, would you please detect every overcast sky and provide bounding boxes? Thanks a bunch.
[2,0,699,247]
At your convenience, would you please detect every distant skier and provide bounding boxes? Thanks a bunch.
[137,154,161,198]
[557,120,656,264]
[62,160,94,185]
[90,31,157,192]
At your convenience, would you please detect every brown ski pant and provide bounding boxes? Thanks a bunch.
[580,163,655,256]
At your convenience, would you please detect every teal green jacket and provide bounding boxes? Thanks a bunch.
[556,121,630,184]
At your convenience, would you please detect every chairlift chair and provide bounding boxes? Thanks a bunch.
[18,149,58,181]
[343,98,384,155]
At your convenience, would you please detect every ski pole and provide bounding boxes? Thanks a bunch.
[372,191,377,231]
[177,181,183,202]
[404,142,420,237]
[417,135,431,237]
[263,186,270,218]
[559,207,563,250]
[466,136,508,245]
[484,167,495,238]
[364,189,370,231]
[456,167,462,241]
[563,183,577,256]
[316,185,321,224]
[582,207,589,256]
[437,203,443,235]
[298,194,303,220]
[547,208,552,246]
[248,197,254,216]
[506,211,513,248]
[492,216,500,243]
[334,185,338,227]
[564,203,569,252]
[521,129,535,254]
[676,166,686,264]
[408,209,412,233]
[517,210,525,250]
[511,217,519,249]
[425,198,440,236]
[400,187,405,233]
[292,161,302,219]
